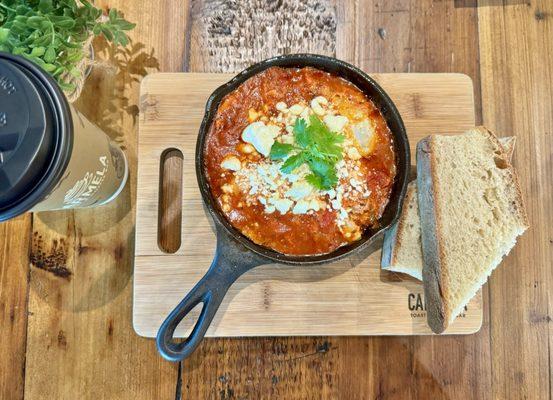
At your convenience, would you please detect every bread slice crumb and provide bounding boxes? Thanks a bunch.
[416,127,528,333]
[382,137,516,282]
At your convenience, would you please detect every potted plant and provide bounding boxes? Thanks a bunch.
[0,0,135,102]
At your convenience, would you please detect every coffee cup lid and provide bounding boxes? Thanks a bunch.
[0,53,72,221]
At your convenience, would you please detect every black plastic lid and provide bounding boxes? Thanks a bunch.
[0,53,73,221]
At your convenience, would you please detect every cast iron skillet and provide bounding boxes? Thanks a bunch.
[156,54,410,362]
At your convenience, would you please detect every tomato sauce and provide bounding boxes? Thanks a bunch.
[204,67,396,255]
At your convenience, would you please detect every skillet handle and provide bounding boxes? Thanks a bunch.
[156,265,226,362]
[156,228,264,362]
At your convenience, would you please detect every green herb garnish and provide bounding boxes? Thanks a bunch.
[269,115,345,190]
[0,0,135,91]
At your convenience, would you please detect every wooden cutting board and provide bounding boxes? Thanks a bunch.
[134,72,482,338]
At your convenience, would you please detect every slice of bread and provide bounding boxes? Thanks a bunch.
[381,136,516,281]
[381,181,423,279]
[417,127,528,333]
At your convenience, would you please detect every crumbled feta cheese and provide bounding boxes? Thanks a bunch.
[352,119,377,155]
[286,182,312,201]
[248,108,259,122]
[265,124,280,137]
[220,156,241,171]
[309,199,320,211]
[347,147,362,160]
[238,143,256,154]
[323,115,348,133]
[292,200,310,214]
[242,121,281,157]
[286,173,300,183]
[310,96,328,116]
[270,197,293,214]
[286,115,297,126]
[336,160,349,178]
[324,189,336,199]
[300,107,311,121]
[242,121,268,145]
[222,184,234,194]
[289,104,304,115]
[281,134,295,144]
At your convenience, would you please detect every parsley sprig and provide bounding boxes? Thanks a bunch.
[269,115,345,190]
[0,0,135,91]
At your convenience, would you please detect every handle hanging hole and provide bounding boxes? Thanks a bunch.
[158,148,184,253]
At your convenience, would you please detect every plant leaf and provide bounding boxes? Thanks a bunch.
[58,81,75,91]
[52,18,75,29]
[42,63,56,72]
[26,16,44,29]
[305,173,325,190]
[293,118,309,148]
[109,8,117,22]
[307,157,333,178]
[15,5,29,15]
[281,153,306,174]
[116,20,136,31]
[100,25,114,41]
[0,0,134,92]
[269,142,294,160]
[30,46,45,57]
[44,46,56,62]
[0,28,10,43]
[38,0,53,14]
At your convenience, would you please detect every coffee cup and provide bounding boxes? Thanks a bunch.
[0,52,128,221]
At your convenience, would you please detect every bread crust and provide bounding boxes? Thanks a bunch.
[381,218,399,268]
[381,182,416,270]
[416,136,448,333]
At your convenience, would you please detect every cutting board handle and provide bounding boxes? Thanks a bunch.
[156,227,266,362]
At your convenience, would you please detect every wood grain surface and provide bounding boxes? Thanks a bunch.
[135,72,482,337]
[0,215,30,400]
[0,0,550,399]
[478,1,553,398]
[24,2,189,399]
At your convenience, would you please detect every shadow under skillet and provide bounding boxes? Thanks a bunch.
[174,204,381,335]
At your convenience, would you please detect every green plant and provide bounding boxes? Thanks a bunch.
[0,0,135,91]
[270,115,345,190]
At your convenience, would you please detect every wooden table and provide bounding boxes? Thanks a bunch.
[1,1,551,399]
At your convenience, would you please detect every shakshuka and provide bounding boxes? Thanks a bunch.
[204,67,396,255]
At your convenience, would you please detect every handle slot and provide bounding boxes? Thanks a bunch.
[158,148,183,253]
